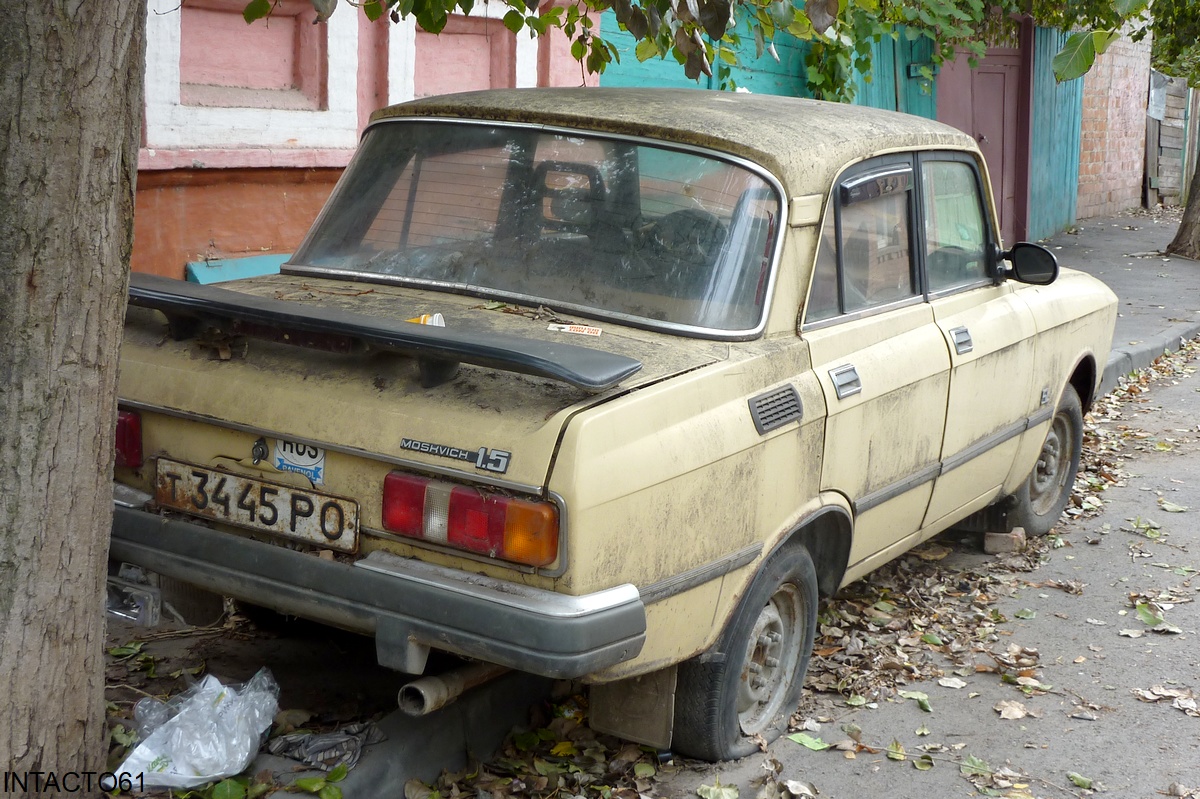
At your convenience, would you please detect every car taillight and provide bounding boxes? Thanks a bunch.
[382,471,558,567]
[115,410,143,468]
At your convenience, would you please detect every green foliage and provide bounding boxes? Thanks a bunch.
[173,763,346,799]
[242,0,271,23]
[1151,0,1200,85]
[1039,0,1200,84]
[244,0,1200,100]
[177,773,275,799]
[292,762,350,799]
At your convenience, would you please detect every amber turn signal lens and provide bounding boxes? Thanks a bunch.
[502,500,559,567]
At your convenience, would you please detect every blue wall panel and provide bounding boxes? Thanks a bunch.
[599,20,811,95]
[853,35,897,111]
[599,23,710,89]
[598,16,936,121]
[718,32,811,95]
[899,37,937,119]
[1029,26,1083,241]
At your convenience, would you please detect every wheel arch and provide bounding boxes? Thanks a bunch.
[1068,353,1099,414]
[767,499,853,599]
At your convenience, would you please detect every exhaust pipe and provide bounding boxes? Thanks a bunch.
[398,663,510,716]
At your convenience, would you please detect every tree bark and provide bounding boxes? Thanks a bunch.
[1167,157,1200,259]
[0,0,146,782]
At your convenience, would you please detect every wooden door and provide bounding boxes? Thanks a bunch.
[936,39,1031,245]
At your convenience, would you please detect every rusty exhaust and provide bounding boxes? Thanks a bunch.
[397,663,510,716]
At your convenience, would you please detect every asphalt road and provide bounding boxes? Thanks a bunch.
[659,364,1200,799]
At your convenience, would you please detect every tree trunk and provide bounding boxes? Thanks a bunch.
[1167,157,1200,259]
[0,0,146,782]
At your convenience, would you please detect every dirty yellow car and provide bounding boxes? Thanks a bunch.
[110,89,1117,761]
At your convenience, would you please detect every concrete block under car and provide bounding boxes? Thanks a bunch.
[983,527,1027,554]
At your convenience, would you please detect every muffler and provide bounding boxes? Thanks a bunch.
[398,662,510,716]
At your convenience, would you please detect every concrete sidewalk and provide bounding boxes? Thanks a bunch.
[1041,209,1200,392]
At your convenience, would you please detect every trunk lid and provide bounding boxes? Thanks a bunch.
[120,274,726,488]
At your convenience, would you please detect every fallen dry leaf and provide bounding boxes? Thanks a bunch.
[994,700,1031,720]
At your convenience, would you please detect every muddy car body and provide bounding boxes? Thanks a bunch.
[111,89,1117,760]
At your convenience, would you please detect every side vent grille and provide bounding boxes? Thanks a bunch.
[749,384,803,435]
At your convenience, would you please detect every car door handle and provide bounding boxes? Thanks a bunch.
[950,326,974,355]
[829,364,862,400]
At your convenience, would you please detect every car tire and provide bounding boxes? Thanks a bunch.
[672,544,818,761]
[1010,384,1083,537]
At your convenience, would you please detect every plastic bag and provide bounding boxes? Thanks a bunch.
[119,668,279,788]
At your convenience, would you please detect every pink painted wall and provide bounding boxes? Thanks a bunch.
[180,0,326,109]
[181,7,298,90]
[537,18,600,88]
[414,16,516,96]
[1077,35,1151,219]
[358,13,389,132]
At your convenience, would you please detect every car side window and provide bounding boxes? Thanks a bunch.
[840,190,915,312]
[804,163,918,325]
[806,224,840,322]
[921,160,989,292]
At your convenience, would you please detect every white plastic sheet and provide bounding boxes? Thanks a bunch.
[119,668,279,788]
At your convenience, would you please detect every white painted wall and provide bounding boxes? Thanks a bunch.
[142,0,359,164]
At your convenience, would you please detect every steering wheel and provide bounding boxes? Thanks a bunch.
[927,244,985,285]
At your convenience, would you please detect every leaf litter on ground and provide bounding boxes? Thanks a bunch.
[790,343,1200,794]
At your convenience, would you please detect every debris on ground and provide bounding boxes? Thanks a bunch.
[407,695,672,799]
[1132,686,1200,717]
[267,722,387,771]
[118,668,279,789]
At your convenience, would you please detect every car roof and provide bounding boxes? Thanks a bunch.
[370,88,979,196]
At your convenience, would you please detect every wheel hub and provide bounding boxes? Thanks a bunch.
[1029,415,1069,514]
[736,584,803,735]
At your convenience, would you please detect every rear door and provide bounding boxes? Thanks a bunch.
[802,156,951,571]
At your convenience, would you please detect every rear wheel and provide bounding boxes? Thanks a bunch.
[672,544,817,761]
[1010,384,1083,536]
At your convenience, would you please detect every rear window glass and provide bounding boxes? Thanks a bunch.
[291,122,782,334]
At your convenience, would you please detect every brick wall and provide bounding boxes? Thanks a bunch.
[1076,35,1151,219]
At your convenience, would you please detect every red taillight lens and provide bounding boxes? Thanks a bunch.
[381,471,559,567]
[115,410,142,468]
[448,486,504,556]
[382,472,427,536]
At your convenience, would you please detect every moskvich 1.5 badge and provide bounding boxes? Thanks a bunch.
[400,438,511,474]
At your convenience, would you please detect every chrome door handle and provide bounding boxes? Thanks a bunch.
[829,364,862,400]
[950,326,973,355]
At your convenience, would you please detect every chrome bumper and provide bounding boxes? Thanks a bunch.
[110,503,646,678]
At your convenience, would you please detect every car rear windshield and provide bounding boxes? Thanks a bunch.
[289,121,782,335]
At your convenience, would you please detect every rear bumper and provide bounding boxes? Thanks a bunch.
[110,504,646,679]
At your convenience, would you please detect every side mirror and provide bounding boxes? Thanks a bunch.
[1003,242,1058,285]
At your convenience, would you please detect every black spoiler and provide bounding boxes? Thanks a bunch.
[128,274,642,392]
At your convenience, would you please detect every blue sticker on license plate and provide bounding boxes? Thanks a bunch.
[273,439,326,484]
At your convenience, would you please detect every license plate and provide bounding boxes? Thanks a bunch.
[155,458,359,553]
